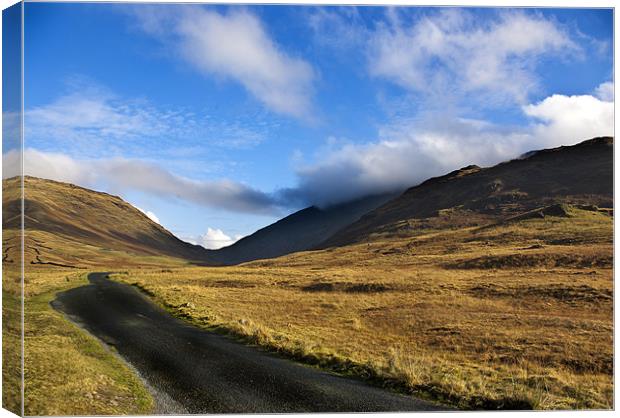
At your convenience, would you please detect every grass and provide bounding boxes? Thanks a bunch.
[2,287,22,414]
[3,226,23,415]
[111,207,613,410]
[1,260,159,415]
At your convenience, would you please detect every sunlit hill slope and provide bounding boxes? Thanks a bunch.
[2,177,210,268]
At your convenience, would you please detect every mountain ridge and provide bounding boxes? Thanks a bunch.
[320,136,613,248]
[2,177,396,266]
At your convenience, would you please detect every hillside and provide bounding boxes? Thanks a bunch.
[207,193,396,265]
[322,137,613,247]
[3,176,211,267]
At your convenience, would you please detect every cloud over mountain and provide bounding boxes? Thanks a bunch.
[5,85,613,214]
[281,87,613,208]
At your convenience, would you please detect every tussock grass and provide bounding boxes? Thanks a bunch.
[113,208,613,410]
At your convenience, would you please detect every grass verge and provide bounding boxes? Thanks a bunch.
[21,271,154,415]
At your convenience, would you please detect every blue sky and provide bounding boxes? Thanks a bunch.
[9,3,614,248]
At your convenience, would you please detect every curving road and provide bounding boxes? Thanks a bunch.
[52,272,446,413]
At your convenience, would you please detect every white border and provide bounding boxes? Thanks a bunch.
[0,1,616,418]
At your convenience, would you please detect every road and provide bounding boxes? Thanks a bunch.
[52,272,446,413]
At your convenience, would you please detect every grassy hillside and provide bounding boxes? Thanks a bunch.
[323,137,612,247]
[3,176,211,265]
[114,204,613,410]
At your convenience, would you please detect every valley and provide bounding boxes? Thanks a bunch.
[2,137,614,413]
[113,203,613,410]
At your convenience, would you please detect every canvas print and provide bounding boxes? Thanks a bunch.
[1,1,614,415]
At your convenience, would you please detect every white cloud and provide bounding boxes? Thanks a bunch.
[369,9,578,105]
[595,81,614,102]
[25,84,271,159]
[524,93,614,147]
[133,205,161,224]
[194,227,243,250]
[307,7,366,51]
[4,148,280,216]
[26,86,169,147]
[3,148,98,184]
[282,92,613,207]
[132,7,315,119]
[183,228,244,249]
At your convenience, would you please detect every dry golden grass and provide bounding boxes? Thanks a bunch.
[113,207,613,410]
[2,260,22,415]
[3,226,24,415]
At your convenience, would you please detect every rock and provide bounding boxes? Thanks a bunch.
[541,203,571,217]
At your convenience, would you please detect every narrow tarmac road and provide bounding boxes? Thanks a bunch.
[52,272,446,413]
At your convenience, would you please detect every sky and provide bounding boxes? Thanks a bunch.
[2,3,614,249]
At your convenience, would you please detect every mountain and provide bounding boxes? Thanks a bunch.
[5,137,612,268]
[206,193,397,265]
[3,176,211,266]
[3,177,395,267]
[321,137,613,247]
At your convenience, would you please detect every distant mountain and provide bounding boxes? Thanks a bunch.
[206,193,397,265]
[321,137,613,247]
[3,176,211,265]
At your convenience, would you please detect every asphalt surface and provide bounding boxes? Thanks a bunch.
[52,272,446,413]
